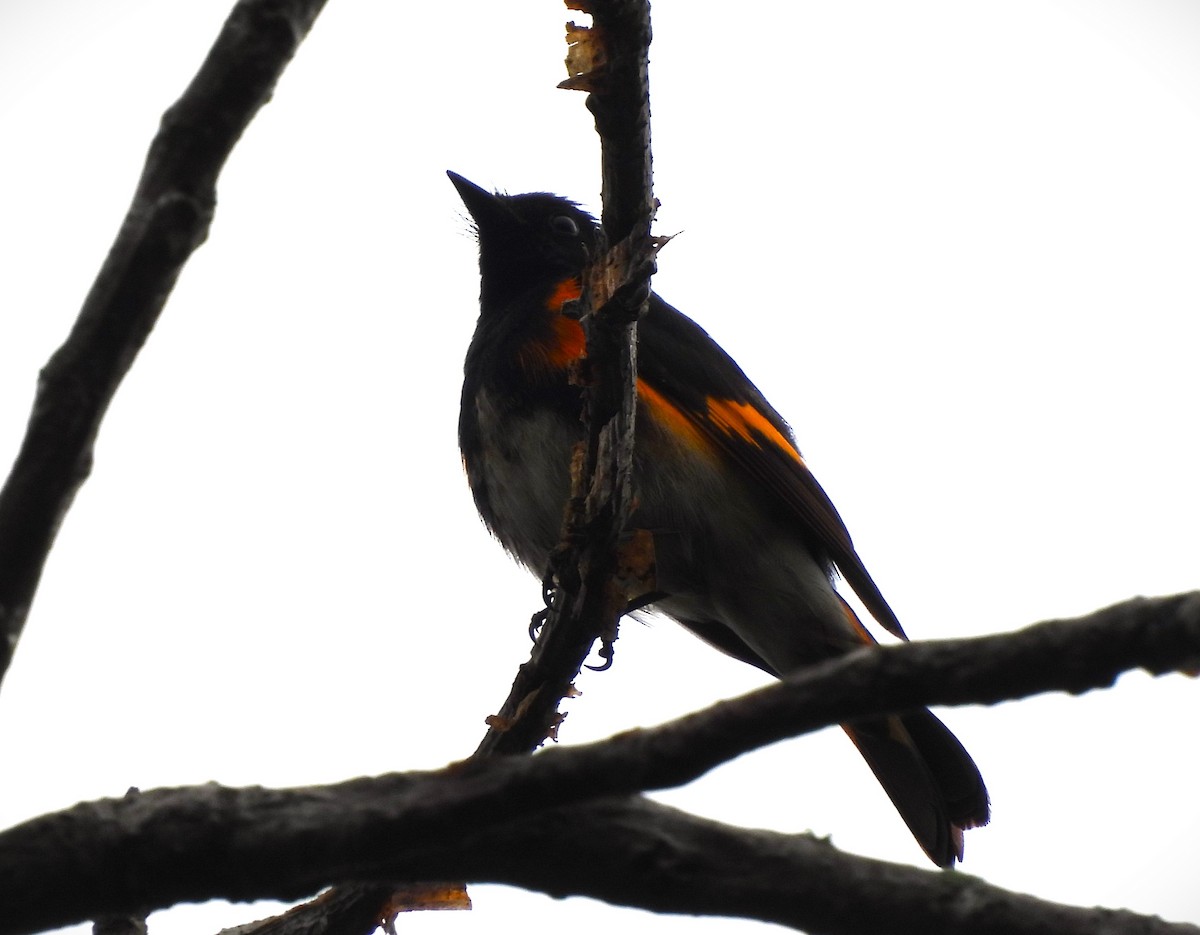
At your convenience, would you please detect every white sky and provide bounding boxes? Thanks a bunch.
[1,1,1199,933]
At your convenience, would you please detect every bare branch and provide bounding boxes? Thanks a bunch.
[3,791,1196,935]
[216,886,408,935]
[263,4,658,929]
[474,0,655,757]
[0,0,329,690]
[400,797,1200,935]
[2,593,1196,935]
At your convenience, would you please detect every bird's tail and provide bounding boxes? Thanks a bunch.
[835,595,990,866]
[843,710,990,866]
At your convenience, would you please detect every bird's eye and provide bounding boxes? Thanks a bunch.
[550,215,580,237]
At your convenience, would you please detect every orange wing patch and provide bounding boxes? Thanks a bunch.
[637,380,714,457]
[705,398,805,466]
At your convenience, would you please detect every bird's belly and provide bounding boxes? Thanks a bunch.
[466,387,579,574]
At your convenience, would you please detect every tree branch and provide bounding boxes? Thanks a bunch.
[2,592,1197,935]
[259,4,658,929]
[391,797,1200,935]
[0,0,329,690]
[474,0,656,757]
[3,793,1196,935]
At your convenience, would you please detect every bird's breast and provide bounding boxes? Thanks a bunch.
[462,384,580,574]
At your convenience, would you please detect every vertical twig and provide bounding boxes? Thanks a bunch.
[474,0,656,758]
[253,4,658,930]
[220,3,657,931]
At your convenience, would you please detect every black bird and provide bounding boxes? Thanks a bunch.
[450,171,989,866]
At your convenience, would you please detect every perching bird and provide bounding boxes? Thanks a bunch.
[449,171,989,866]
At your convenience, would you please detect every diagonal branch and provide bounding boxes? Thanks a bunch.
[0,0,330,691]
[2,592,1197,935]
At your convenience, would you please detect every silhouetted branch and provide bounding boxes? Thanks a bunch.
[4,785,1196,935]
[0,0,329,691]
[395,797,1199,935]
[257,4,658,930]
[3,592,1197,935]
[474,0,656,757]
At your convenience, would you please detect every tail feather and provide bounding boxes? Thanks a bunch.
[832,594,989,865]
[673,596,989,866]
[844,712,989,867]
[900,709,991,830]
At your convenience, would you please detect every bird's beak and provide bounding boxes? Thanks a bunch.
[447,171,509,229]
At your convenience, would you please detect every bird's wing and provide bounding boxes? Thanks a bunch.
[636,294,906,640]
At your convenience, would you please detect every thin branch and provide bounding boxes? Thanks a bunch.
[2,593,1197,935]
[0,0,329,690]
[217,887,408,935]
[510,591,1200,797]
[473,0,656,757]
[254,5,658,930]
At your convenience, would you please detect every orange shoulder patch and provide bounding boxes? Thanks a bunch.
[516,314,585,373]
[547,314,586,366]
[515,278,586,375]
[545,276,583,312]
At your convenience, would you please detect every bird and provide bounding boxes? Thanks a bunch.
[448,170,990,867]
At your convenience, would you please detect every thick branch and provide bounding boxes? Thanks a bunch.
[0,0,328,690]
[3,791,1195,935]
[2,593,1197,935]
[402,797,1198,935]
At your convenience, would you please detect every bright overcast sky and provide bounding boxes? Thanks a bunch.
[2,2,1199,933]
